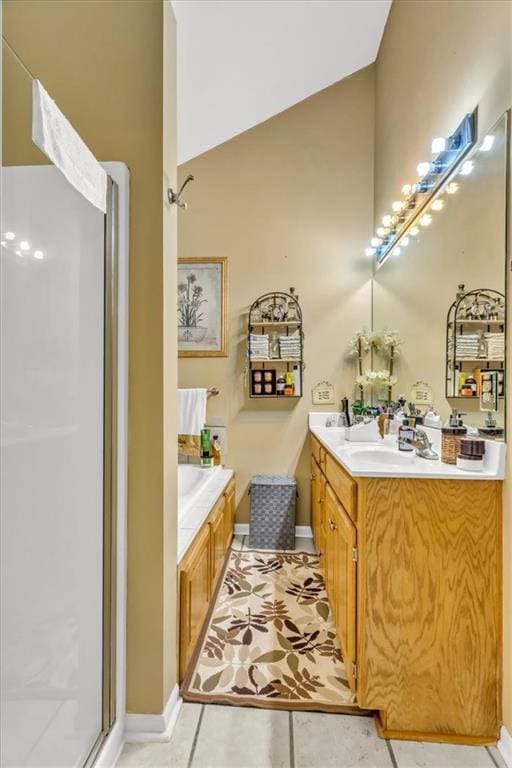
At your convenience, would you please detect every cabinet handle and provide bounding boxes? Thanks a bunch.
[317,497,323,504]
[329,519,336,532]
[311,473,316,481]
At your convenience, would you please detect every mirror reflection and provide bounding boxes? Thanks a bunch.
[372,111,508,435]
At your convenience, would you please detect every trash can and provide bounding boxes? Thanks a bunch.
[249,475,297,550]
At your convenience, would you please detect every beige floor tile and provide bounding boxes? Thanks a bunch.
[391,739,495,768]
[293,712,392,768]
[231,534,245,551]
[116,703,202,767]
[295,537,317,554]
[190,704,289,768]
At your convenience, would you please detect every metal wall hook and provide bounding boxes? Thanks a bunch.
[167,174,194,209]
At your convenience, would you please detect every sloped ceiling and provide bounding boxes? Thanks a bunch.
[173,0,391,164]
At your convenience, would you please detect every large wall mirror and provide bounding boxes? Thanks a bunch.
[372,110,508,435]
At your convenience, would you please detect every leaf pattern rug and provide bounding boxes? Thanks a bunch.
[181,549,364,713]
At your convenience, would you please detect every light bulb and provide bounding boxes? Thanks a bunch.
[402,184,412,196]
[1,241,6,248]
[382,214,392,227]
[401,237,410,247]
[417,162,430,177]
[410,226,419,236]
[365,247,376,257]
[19,241,30,251]
[33,250,44,260]
[480,135,495,152]
[431,199,444,211]
[446,182,458,194]
[431,137,446,153]
[371,237,382,247]
[5,231,15,240]
[460,161,473,176]
[15,250,23,257]
[392,247,401,256]
[420,214,432,227]
[376,227,386,237]
[392,201,404,212]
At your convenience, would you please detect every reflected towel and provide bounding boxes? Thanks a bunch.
[178,388,207,456]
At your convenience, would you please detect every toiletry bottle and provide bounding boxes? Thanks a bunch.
[211,434,222,466]
[424,405,441,428]
[292,365,302,397]
[284,371,294,396]
[200,428,213,468]
[276,374,285,396]
[441,410,467,465]
[398,418,415,451]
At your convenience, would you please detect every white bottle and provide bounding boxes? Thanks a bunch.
[424,405,442,428]
[292,365,301,397]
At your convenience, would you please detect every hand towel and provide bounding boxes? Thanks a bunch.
[178,388,207,456]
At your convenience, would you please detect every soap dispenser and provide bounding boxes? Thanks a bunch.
[441,409,467,465]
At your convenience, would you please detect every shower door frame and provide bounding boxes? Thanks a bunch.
[84,175,119,768]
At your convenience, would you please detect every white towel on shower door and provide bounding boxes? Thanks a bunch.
[178,388,207,437]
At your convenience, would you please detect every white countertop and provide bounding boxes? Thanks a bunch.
[178,467,234,562]
[309,413,505,480]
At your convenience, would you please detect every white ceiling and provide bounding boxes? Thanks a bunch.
[172,0,391,164]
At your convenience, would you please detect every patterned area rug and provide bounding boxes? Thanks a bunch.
[181,549,363,713]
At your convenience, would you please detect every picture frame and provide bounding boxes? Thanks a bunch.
[177,257,228,357]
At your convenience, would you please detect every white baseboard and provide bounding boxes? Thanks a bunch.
[124,684,182,743]
[94,719,125,767]
[498,725,512,768]
[234,524,313,539]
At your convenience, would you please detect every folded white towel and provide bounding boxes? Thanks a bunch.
[32,80,107,212]
[178,388,207,436]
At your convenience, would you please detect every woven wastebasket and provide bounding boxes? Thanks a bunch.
[249,475,296,550]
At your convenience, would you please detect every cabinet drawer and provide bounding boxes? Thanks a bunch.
[311,434,325,466]
[325,452,356,522]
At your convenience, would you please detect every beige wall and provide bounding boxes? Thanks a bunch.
[374,0,512,734]
[3,0,178,714]
[178,66,375,525]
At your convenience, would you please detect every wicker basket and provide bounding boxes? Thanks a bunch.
[249,475,296,550]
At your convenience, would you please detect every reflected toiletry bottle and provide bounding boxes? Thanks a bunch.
[398,418,415,452]
[277,374,286,396]
[211,434,222,466]
[441,410,467,465]
[200,428,213,468]
[424,405,441,428]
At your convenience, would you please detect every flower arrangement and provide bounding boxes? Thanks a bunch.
[348,327,402,406]
[178,273,207,328]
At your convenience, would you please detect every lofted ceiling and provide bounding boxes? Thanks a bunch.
[172,0,391,164]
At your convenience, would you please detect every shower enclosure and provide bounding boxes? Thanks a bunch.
[1,42,119,767]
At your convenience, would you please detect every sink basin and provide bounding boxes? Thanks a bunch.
[348,447,416,468]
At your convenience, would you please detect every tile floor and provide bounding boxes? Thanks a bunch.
[116,536,507,768]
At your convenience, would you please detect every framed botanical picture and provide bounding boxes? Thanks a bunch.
[178,257,228,357]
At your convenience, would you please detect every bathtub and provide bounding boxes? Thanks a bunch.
[177,463,234,560]
[178,464,221,521]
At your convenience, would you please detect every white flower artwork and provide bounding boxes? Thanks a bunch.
[178,257,228,357]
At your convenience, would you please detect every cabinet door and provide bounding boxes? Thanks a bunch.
[224,480,235,551]
[179,524,211,680]
[210,497,227,589]
[311,458,325,556]
[329,488,357,694]
[324,484,337,617]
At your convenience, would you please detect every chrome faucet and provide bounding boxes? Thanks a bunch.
[411,428,439,460]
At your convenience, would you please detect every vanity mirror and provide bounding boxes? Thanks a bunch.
[372,110,509,434]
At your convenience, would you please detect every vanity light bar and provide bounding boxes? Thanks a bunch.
[366,111,476,268]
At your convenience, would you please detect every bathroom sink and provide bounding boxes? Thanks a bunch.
[348,447,416,469]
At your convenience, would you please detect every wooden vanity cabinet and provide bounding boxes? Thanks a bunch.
[310,433,502,744]
[179,523,211,681]
[179,477,236,682]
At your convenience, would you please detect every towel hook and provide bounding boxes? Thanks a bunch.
[167,174,194,209]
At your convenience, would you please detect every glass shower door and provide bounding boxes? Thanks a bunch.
[1,41,114,767]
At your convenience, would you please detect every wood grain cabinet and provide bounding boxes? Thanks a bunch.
[179,476,236,682]
[310,433,502,745]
